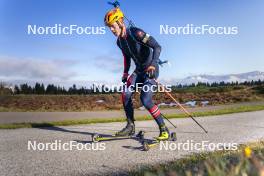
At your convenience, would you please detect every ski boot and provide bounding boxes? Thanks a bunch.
[115,122,135,137]
[155,125,170,141]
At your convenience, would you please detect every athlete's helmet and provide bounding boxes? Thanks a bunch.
[104,8,124,26]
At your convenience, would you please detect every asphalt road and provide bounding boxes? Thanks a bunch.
[0,101,264,124]
[1,111,264,176]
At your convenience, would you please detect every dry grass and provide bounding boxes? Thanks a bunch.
[130,141,264,176]
[0,86,263,112]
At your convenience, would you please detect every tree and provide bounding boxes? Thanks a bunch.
[14,85,20,94]
[34,82,45,94]
[20,84,33,94]
[46,84,58,94]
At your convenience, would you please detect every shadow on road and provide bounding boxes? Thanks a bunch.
[176,130,205,134]
[36,126,144,147]
[37,126,96,135]
[122,145,144,151]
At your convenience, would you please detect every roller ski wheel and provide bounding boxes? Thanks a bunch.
[136,130,145,140]
[91,133,100,142]
[170,132,177,141]
[143,141,151,151]
[143,132,177,151]
[143,139,161,151]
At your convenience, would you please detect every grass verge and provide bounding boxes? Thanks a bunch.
[0,105,264,129]
[128,141,264,176]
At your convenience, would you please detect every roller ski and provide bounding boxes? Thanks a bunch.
[92,123,145,142]
[143,126,177,151]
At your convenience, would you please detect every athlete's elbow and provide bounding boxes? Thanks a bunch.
[155,44,162,54]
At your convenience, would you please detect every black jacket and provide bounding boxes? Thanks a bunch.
[117,27,161,73]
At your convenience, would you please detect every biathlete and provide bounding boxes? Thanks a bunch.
[104,7,169,140]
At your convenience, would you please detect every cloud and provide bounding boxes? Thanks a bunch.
[93,55,123,73]
[93,54,135,73]
[0,55,128,87]
[0,55,77,82]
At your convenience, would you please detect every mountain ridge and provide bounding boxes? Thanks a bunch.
[160,71,264,85]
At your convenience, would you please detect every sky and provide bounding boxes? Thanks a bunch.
[0,0,264,87]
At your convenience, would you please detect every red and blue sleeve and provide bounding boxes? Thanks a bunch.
[122,51,131,74]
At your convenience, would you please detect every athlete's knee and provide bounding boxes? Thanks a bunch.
[121,91,132,106]
[140,94,153,109]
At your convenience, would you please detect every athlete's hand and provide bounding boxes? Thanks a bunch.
[122,73,129,83]
[146,66,156,79]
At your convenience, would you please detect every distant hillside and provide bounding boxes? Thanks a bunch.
[178,71,264,85]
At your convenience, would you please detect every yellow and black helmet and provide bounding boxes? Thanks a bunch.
[104,8,124,26]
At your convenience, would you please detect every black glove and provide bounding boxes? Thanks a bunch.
[146,66,156,79]
[122,73,129,83]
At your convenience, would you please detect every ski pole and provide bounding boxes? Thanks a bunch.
[133,86,177,129]
[161,113,177,129]
[154,79,208,133]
